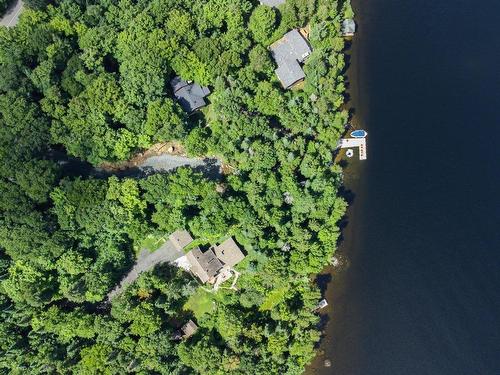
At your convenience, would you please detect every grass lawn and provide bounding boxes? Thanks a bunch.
[184,288,216,319]
[136,233,168,255]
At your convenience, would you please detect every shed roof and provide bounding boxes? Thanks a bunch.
[214,238,245,267]
[342,19,356,35]
[169,229,194,251]
[181,320,198,338]
[170,77,211,113]
[186,247,223,283]
[260,0,285,6]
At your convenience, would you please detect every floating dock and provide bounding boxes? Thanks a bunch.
[339,137,367,160]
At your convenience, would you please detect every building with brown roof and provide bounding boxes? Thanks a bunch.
[169,229,194,252]
[213,238,245,267]
[186,247,223,283]
[181,320,198,339]
[184,236,245,284]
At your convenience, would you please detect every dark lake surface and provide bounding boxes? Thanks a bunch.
[310,0,500,374]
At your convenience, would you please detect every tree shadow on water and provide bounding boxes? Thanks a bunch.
[339,185,355,206]
[315,273,332,296]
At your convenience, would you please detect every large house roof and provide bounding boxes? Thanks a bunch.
[270,29,312,89]
[259,0,285,6]
[271,29,311,65]
[170,77,210,113]
[213,238,245,267]
[186,247,223,283]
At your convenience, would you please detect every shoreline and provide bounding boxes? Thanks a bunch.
[306,0,367,371]
[305,159,367,373]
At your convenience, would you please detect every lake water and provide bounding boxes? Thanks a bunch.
[309,0,500,374]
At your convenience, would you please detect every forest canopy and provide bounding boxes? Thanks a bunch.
[0,0,353,373]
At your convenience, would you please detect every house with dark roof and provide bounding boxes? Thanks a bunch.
[186,247,223,284]
[270,29,312,89]
[259,0,285,6]
[170,76,210,113]
[341,19,356,36]
[185,237,245,284]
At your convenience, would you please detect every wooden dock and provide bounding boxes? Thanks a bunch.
[339,138,367,160]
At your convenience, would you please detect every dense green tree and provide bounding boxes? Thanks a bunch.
[249,5,277,45]
[0,0,353,372]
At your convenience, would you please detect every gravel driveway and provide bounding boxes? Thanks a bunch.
[138,154,221,180]
[107,239,185,300]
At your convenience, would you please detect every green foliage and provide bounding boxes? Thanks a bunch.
[0,0,352,373]
[24,0,50,10]
[185,126,210,156]
[184,288,216,319]
[2,260,57,307]
[248,45,274,74]
[344,0,355,19]
[249,6,277,45]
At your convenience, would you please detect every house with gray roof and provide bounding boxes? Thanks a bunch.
[270,29,312,89]
[341,19,356,36]
[259,0,285,6]
[170,76,210,113]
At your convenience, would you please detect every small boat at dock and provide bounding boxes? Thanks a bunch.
[350,129,368,138]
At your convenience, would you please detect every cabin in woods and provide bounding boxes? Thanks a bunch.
[185,237,245,284]
[186,247,223,284]
[170,76,210,112]
[270,29,312,89]
[181,320,198,339]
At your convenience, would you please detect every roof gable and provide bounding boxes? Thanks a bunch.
[275,60,305,89]
[342,19,356,35]
[270,29,311,64]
